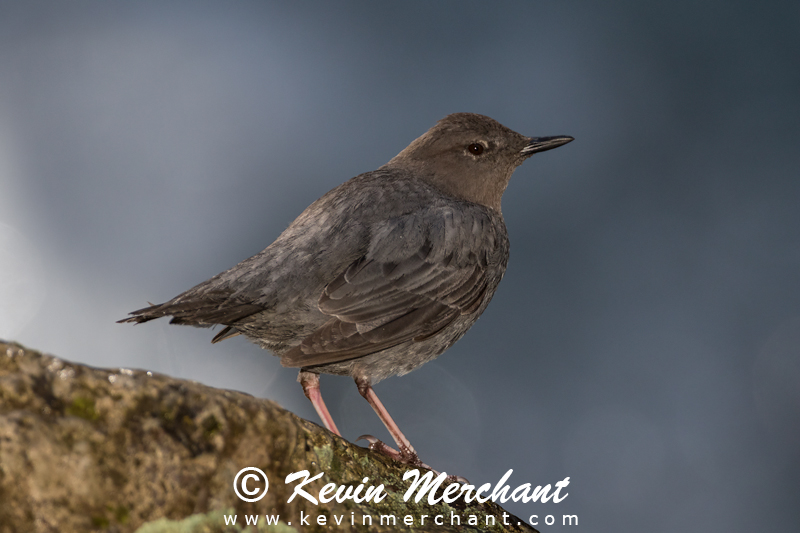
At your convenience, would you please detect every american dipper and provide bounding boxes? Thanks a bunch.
[120,113,572,467]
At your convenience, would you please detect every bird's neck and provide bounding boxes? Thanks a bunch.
[382,159,506,213]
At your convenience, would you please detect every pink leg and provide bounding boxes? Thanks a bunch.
[353,378,464,481]
[299,371,341,436]
[355,377,420,464]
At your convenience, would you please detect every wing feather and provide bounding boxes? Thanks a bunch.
[281,208,498,368]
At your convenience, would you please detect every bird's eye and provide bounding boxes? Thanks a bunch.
[467,143,485,155]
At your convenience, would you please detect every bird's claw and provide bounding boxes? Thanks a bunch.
[357,434,404,462]
[358,434,424,465]
[357,434,467,483]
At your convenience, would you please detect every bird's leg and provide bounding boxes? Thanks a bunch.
[299,371,341,436]
[355,377,423,467]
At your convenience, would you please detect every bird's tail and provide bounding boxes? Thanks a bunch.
[118,295,262,343]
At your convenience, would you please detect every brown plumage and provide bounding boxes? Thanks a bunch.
[120,113,572,467]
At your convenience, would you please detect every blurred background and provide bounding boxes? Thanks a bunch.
[1,1,798,530]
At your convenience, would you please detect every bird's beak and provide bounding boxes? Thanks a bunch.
[521,135,574,156]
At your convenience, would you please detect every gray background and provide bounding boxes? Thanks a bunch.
[1,1,798,530]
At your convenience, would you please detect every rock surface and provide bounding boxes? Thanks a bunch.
[0,341,537,532]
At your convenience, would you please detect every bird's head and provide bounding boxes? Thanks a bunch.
[385,113,573,211]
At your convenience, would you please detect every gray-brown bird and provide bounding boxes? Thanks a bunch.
[120,113,572,467]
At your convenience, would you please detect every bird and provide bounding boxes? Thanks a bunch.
[120,113,572,468]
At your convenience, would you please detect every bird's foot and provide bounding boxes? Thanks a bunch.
[358,435,423,466]
[357,435,467,483]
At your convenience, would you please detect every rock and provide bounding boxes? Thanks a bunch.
[0,341,537,532]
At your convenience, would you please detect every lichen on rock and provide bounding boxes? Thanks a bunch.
[0,341,536,532]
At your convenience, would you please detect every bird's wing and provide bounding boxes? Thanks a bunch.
[280,206,499,368]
